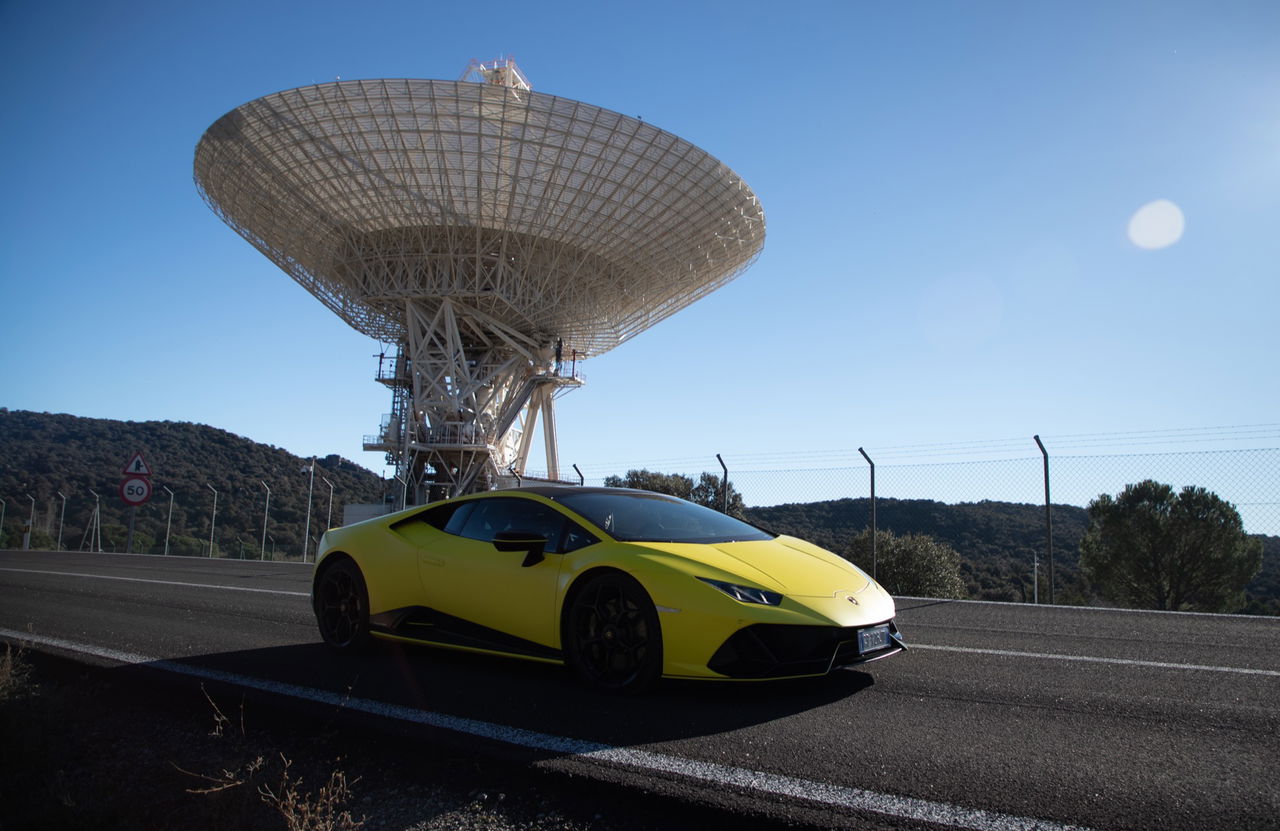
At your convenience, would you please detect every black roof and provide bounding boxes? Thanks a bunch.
[489,485,674,501]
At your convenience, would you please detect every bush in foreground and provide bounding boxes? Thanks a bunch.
[844,529,967,599]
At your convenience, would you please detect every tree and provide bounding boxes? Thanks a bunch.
[844,529,967,599]
[167,534,207,558]
[690,472,747,518]
[0,409,388,562]
[13,526,56,551]
[604,470,694,498]
[603,469,746,515]
[1079,480,1262,612]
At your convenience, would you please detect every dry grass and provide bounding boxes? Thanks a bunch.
[259,755,365,831]
[0,654,369,830]
[0,648,740,831]
[0,642,32,702]
[171,686,366,831]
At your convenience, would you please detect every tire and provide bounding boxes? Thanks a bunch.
[314,558,372,652]
[563,571,662,693]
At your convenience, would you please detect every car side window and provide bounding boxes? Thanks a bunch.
[453,497,583,554]
[463,499,558,550]
[441,501,476,536]
[431,497,597,554]
[413,501,466,531]
[560,522,599,554]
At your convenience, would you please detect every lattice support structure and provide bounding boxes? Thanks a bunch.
[395,297,577,497]
[195,71,764,500]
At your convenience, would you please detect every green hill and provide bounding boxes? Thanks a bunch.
[746,497,1093,604]
[3,408,1275,613]
[0,409,386,559]
[746,496,1278,614]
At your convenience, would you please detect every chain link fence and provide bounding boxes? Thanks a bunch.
[564,445,1278,611]
[6,443,1276,574]
[572,448,1279,536]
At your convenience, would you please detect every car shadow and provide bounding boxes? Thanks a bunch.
[128,639,877,750]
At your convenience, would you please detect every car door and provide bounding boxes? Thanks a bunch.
[418,496,573,648]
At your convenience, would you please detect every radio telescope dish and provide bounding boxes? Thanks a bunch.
[194,61,765,499]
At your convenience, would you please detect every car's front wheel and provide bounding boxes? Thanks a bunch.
[314,558,372,652]
[563,571,662,693]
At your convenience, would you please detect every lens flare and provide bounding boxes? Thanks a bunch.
[1128,199,1185,249]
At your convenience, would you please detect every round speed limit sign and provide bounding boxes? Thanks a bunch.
[119,476,153,506]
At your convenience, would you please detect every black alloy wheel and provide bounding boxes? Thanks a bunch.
[564,571,662,693]
[315,559,371,652]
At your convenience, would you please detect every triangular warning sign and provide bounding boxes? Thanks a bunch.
[122,452,152,477]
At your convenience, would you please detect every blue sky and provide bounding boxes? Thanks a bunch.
[2,0,1278,487]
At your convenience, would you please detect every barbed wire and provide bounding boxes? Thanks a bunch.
[562,443,1279,536]
[571,424,1280,471]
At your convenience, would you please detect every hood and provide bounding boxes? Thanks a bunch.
[645,535,875,598]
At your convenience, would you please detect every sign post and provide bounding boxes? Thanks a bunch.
[120,453,153,553]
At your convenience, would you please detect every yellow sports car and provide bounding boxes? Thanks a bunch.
[312,486,905,692]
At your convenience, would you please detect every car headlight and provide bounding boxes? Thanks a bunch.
[698,577,783,606]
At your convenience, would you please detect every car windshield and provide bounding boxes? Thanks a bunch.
[554,490,773,544]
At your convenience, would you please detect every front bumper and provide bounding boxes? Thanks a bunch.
[706,619,907,678]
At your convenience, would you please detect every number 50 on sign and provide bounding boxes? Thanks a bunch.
[119,476,153,506]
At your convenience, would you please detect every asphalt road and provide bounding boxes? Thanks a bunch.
[2,549,1276,831]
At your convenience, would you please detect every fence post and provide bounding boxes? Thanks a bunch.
[25,494,35,551]
[859,448,877,580]
[303,458,315,562]
[1034,435,1054,605]
[716,454,729,514]
[206,483,218,558]
[163,486,174,556]
[57,491,67,551]
[259,480,271,560]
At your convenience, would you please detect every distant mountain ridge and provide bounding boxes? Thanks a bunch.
[744,495,1278,614]
[0,409,386,558]
[746,497,1091,604]
[2,408,1275,613]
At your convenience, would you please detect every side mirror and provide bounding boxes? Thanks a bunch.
[492,531,549,567]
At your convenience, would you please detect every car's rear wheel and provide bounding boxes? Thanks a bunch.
[314,558,371,652]
[563,571,662,693]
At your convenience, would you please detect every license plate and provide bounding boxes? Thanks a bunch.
[857,624,890,654]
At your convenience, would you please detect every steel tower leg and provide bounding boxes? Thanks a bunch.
[509,381,560,481]
[377,297,579,500]
[538,384,560,481]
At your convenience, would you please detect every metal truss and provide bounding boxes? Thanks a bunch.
[195,73,764,499]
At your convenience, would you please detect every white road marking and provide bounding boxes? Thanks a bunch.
[894,594,1263,620]
[0,567,309,597]
[0,628,1094,831]
[4,566,1272,679]
[911,642,1280,677]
